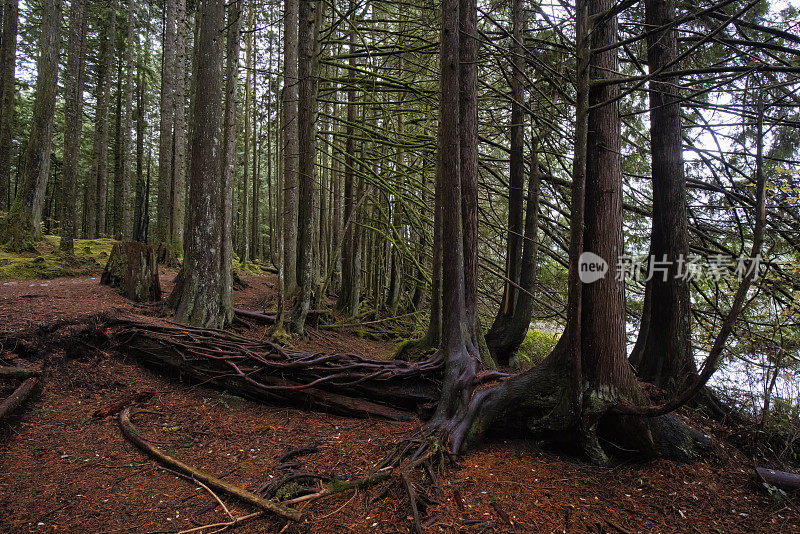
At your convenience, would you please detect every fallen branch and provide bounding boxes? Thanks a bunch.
[0,366,41,379]
[92,389,156,418]
[0,376,40,422]
[177,511,263,534]
[116,407,302,522]
[757,466,800,491]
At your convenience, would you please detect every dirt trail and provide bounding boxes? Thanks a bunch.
[1,273,798,533]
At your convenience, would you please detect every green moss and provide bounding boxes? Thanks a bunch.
[0,235,117,280]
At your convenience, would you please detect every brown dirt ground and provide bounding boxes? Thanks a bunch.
[1,272,799,533]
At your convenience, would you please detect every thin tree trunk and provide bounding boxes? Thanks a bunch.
[171,0,188,253]
[156,0,176,248]
[60,0,88,254]
[95,0,117,237]
[133,38,149,242]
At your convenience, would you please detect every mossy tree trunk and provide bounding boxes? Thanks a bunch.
[166,0,232,329]
[0,0,19,213]
[3,0,61,252]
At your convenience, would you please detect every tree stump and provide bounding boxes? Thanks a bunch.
[101,242,162,302]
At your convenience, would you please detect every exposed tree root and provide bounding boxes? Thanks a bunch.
[0,366,41,379]
[0,376,40,422]
[117,406,303,522]
[107,318,443,420]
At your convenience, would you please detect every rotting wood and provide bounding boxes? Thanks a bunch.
[0,376,40,421]
[116,406,302,521]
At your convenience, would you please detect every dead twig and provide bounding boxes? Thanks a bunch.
[116,407,302,522]
[0,376,40,422]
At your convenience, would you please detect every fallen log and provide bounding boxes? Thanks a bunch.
[117,407,302,522]
[756,466,800,491]
[109,319,442,420]
[0,376,40,422]
[0,366,41,379]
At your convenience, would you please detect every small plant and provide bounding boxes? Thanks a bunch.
[512,327,558,370]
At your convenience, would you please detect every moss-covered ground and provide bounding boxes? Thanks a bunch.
[0,235,117,280]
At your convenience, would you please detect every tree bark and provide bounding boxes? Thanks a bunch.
[291,0,322,335]
[133,38,149,242]
[171,0,188,253]
[166,0,231,328]
[485,0,528,364]
[336,7,360,317]
[156,0,176,249]
[94,0,117,237]
[2,0,61,251]
[0,0,18,212]
[60,0,88,254]
[282,0,300,295]
[629,0,696,391]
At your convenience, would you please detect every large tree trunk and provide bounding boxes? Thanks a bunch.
[485,0,527,364]
[336,8,360,317]
[291,0,322,335]
[171,0,188,254]
[629,0,696,391]
[94,0,117,237]
[156,0,176,250]
[166,0,231,329]
[112,0,135,240]
[59,0,88,254]
[2,0,61,251]
[441,0,704,466]
[0,0,18,212]
[282,0,300,295]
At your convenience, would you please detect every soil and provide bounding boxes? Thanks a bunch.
[1,271,799,533]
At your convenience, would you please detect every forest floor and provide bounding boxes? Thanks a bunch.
[1,267,799,533]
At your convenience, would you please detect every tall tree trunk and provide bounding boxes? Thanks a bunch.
[133,38,149,242]
[336,8,359,316]
[113,54,123,236]
[60,0,88,254]
[2,0,61,251]
[250,15,260,262]
[282,0,300,294]
[629,0,696,391]
[485,0,528,364]
[166,0,230,328]
[241,5,253,263]
[219,0,242,321]
[95,0,117,237]
[156,0,176,248]
[171,0,188,253]
[0,0,18,212]
[291,0,322,335]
